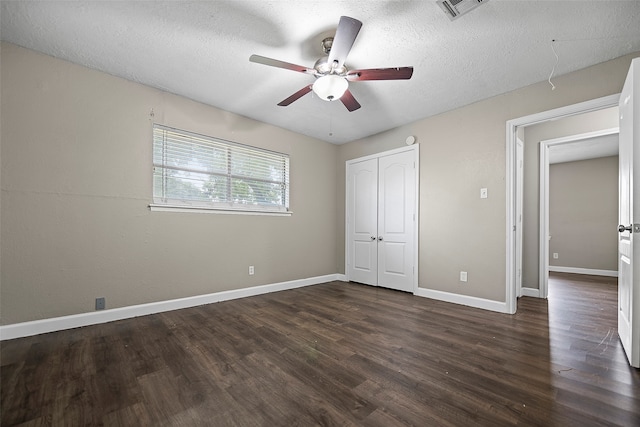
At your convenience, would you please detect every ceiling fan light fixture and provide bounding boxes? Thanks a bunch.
[313,75,348,101]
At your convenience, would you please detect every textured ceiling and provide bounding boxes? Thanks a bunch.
[2,1,640,144]
[549,132,619,164]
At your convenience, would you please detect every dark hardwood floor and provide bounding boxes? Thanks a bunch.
[2,273,639,426]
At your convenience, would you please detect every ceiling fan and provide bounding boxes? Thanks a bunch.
[249,16,413,112]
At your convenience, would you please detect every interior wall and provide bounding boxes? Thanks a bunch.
[338,52,638,302]
[522,107,619,289]
[3,43,637,325]
[549,156,618,272]
[0,42,338,325]
[0,43,3,303]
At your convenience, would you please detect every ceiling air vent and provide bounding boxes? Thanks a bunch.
[437,0,489,21]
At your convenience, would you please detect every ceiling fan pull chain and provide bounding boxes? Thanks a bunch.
[329,109,333,137]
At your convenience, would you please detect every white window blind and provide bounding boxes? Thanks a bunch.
[152,124,290,213]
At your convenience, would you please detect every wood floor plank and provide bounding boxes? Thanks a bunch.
[2,273,639,426]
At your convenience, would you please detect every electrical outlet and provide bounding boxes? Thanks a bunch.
[460,271,468,282]
[249,265,255,275]
[553,253,559,259]
[95,297,106,310]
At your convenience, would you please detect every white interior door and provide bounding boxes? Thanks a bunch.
[346,146,418,292]
[347,158,378,286]
[618,57,640,368]
[378,150,416,292]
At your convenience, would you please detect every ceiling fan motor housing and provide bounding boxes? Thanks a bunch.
[314,57,347,76]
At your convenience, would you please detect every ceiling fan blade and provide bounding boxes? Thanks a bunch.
[277,85,313,106]
[340,89,361,112]
[327,16,362,69]
[250,54,316,75]
[347,67,414,81]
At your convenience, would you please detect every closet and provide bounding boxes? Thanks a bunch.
[346,145,418,292]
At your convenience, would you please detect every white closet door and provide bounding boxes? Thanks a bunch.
[346,146,417,292]
[378,150,416,292]
[347,158,378,286]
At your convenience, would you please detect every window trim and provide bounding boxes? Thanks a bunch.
[150,124,291,216]
[148,203,293,216]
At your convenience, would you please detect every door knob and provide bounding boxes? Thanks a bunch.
[378,236,383,241]
[370,236,376,241]
[619,224,633,233]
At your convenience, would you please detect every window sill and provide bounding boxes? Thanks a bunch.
[149,204,292,216]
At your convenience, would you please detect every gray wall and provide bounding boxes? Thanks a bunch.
[2,41,638,325]
[1,43,339,324]
[549,156,618,272]
[522,108,619,288]
[338,53,637,302]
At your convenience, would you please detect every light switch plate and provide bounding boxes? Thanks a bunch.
[480,188,488,199]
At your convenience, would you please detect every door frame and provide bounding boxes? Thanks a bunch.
[345,144,420,293]
[538,127,619,299]
[515,137,524,298]
[505,93,620,313]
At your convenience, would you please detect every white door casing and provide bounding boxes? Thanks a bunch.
[618,57,640,368]
[346,145,418,293]
[516,138,524,297]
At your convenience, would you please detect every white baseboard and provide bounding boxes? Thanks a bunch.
[520,287,541,298]
[0,274,344,341]
[549,266,618,277]
[414,287,508,314]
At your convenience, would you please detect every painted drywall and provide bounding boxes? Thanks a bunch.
[0,42,338,325]
[522,107,619,289]
[0,43,3,306]
[548,156,618,271]
[3,42,638,325]
[338,52,638,302]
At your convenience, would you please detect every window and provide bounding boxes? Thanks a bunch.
[151,124,290,214]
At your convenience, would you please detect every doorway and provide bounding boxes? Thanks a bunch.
[505,94,620,313]
[538,128,619,298]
